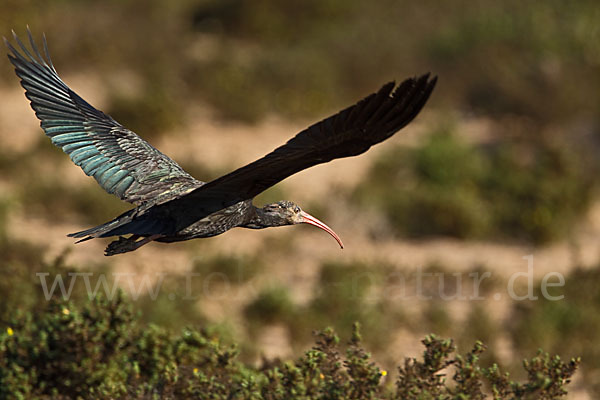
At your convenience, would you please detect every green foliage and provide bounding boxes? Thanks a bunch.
[486,351,580,400]
[0,293,241,399]
[0,235,583,398]
[354,129,595,244]
[0,2,596,397]
[509,266,600,394]
[1,295,135,398]
[396,335,458,398]
[396,335,579,400]
[0,303,579,399]
[244,285,295,324]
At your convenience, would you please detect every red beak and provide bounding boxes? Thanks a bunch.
[299,211,344,249]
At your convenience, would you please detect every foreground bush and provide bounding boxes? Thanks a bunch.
[0,293,579,399]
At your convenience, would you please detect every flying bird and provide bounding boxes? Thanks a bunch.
[5,30,436,256]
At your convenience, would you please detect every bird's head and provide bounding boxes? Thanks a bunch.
[261,201,344,248]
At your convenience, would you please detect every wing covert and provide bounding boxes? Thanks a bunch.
[5,30,201,205]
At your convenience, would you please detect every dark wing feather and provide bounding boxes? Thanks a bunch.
[106,74,436,236]
[5,30,201,205]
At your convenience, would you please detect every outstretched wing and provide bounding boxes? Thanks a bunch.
[5,30,201,205]
[196,74,437,201]
[109,74,436,236]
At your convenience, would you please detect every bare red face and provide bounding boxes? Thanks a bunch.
[299,211,344,249]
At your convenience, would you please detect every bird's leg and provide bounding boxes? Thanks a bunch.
[131,234,163,249]
[104,234,163,256]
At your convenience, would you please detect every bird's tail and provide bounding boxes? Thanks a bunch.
[68,209,136,242]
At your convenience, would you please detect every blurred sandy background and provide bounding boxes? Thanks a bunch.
[2,1,600,397]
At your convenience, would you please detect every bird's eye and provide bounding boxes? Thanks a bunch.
[294,206,300,213]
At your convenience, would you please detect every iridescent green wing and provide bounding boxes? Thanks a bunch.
[5,30,201,205]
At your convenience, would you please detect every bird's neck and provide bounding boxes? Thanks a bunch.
[242,206,286,229]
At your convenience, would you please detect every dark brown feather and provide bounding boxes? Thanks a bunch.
[131,74,437,235]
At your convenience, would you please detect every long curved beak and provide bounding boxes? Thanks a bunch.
[299,211,344,249]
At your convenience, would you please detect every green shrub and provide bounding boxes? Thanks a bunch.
[397,335,578,400]
[0,301,579,399]
[354,129,595,244]
[244,285,295,324]
[509,266,600,395]
[0,293,241,399]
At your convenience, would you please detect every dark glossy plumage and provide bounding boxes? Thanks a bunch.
[6,29,436,255]
[4,31,201,205]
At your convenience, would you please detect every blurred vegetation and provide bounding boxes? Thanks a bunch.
[0,137,129,225]
[0,297,579,399]
[243,260,403,353]
[299,261,397,348]
[510,267,600,394]
[354,128,595,244]
[1,0,599,125]
[0,201,589,397]
[2,0,600,397]
[194,253,263,285]
[2,0,600,243]
[244,285,295,325]
[106,83,183,140]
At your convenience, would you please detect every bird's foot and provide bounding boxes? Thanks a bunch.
[105,236,138,256]
[104,234,162,256]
